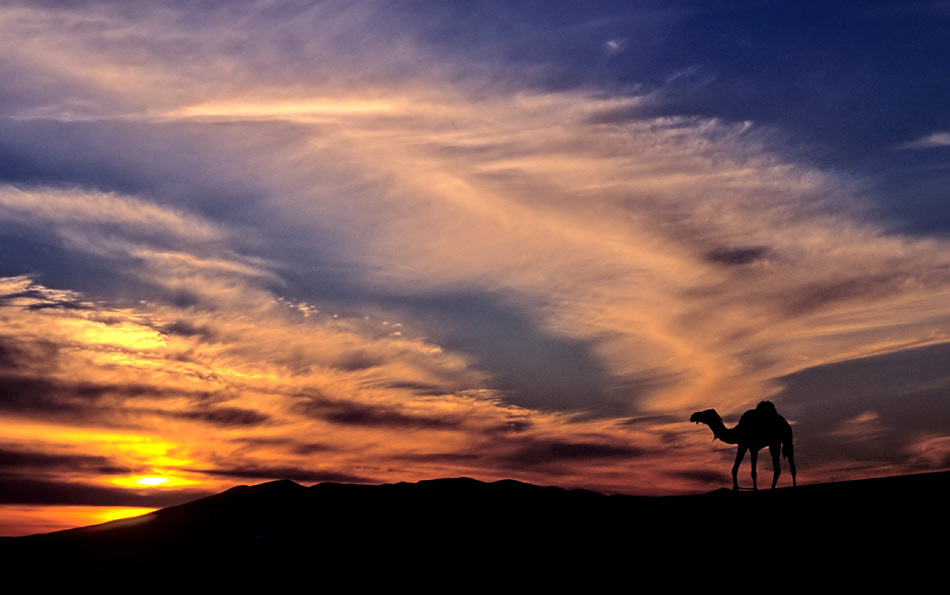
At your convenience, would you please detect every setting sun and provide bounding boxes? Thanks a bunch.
[111,475,201,489]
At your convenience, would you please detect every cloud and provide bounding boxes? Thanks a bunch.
[162,407,272,428]
[900,131,950,149]
[829,411,887,442]
[1,273,672,499]
[0,477,209,507]
[906,435,950,470]
[497,439,646,469]
[703,246,771,267]
[0,446,118,474]
[181,465,371,485]
[0,186,224,244]
[295,394,467,430]
[774,342,950,479]
[604,38,626,54]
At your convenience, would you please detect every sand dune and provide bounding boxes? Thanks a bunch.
[3,472,946,583]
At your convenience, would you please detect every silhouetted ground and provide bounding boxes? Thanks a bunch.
[2,472,947,584]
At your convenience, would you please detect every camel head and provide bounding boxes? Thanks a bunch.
[690,409,722,426]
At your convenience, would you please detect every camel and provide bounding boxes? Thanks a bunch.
[690,401,797,491]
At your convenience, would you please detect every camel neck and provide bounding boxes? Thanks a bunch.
[708,419,739,444]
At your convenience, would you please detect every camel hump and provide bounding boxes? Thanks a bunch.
[756,400,778,416]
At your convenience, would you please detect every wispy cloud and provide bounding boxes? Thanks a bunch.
[900,131,950,149]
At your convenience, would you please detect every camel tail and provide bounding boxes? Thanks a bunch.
[781,421,794,460]
[782,421,797,486]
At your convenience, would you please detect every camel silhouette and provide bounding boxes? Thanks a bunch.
[690,401,797,491]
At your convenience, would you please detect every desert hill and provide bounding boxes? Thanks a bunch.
[3,472,948,582]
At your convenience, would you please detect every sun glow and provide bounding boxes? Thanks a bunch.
[0,505,157,537]
[112,474,200,489]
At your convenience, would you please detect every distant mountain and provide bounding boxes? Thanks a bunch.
[3,473,948,582]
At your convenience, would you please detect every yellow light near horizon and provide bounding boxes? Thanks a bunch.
[0,504,157,537]
[112,474,200,489]
[0,505,157,538]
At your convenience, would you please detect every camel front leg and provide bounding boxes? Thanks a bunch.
[732,446,747,491]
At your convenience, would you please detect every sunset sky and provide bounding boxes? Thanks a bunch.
[2,0,950,535]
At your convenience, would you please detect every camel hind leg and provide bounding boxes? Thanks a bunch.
[749,448,758,491]
[769,444,782,489]
[785,444,797,487]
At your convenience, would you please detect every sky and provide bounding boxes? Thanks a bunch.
[2,0,950,535]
